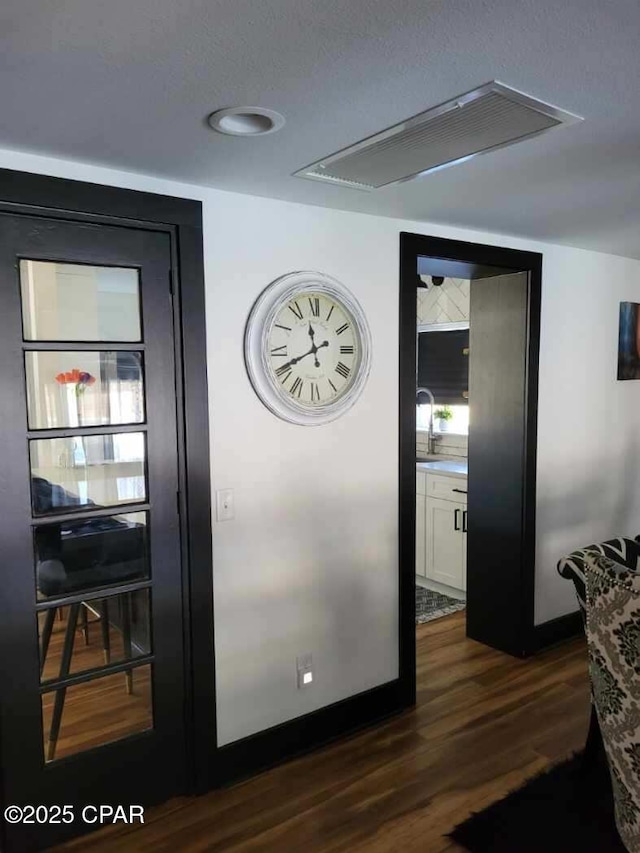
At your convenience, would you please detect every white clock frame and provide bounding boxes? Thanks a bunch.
[244,271,372,425]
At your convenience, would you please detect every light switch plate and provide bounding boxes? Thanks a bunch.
[215,489,234,521]
[296,653,313,689]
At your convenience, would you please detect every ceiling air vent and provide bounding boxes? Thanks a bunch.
[293,81,582,191]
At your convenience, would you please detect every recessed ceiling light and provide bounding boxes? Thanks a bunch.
[207,107,285,137]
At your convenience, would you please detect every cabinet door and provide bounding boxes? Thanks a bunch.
[462,531,468,591]
[416,493,426,577]
[461,507,468,591]
[426,497,465,589]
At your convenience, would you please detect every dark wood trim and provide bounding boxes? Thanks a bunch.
[210,679,409,788]
[400,233,543,677]
[173,220,217,794]
[0,168,215,815]
[0,167,201,227]
[399,238,419,701]
[521,257,543,655]
[531,611,583,652]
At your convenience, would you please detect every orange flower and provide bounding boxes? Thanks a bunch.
[55,369,96,386]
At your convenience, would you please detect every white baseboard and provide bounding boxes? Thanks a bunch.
[415,575,466,601]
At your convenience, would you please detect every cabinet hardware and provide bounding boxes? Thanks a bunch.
[463,510,467,533]
[454,508,461,531]
[452,488,467,494]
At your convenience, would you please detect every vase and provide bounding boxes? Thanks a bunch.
[62,384,80,428]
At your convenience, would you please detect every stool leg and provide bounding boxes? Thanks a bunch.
[46,603,80,762]
[122,594,133,695]
[40,608,57,675]
[99,599,111,664]
[81,603,89,645]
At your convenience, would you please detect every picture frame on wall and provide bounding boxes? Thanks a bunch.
[618,302,640,380]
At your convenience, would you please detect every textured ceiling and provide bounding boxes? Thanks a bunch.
[2,0,640,257]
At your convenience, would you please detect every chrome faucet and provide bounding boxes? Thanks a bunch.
[417,386,437,455]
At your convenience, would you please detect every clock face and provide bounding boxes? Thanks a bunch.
[266,291,359,407]
[245,272,371,425]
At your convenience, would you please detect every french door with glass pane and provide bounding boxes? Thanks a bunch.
[0,213,187,851]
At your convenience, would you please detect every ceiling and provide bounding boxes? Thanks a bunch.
[2,0,640,258]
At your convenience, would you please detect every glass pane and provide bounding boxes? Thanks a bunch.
[41,664,153,762]
[20,260,141,342]
[30,433,147,515]
[34,512,149,600]
[25,351,145,430]
[39,589,150,682]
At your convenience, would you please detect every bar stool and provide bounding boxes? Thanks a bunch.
[38,558,139,761]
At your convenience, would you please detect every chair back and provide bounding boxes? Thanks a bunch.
[558,537,640,629]
[584,550,640,852]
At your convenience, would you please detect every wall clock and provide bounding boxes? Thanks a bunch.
[244,271,372,425]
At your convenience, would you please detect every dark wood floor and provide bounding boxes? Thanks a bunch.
[40,606,152,763]
[55,613,590,852]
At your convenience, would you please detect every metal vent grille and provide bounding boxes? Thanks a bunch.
[294,82,581,191]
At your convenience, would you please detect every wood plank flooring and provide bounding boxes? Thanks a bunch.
[55,613,590,852]
[39,606,152,762]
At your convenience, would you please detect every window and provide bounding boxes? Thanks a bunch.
[417,328,469,406]
[417,403,469,435]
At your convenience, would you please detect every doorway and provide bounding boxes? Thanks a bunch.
[399,233,542,698]
[0,172,213,852]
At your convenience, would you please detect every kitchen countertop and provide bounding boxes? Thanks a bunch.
[416,459,468,478]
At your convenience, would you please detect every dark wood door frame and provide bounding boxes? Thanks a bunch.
[400,232,543,695]
[0,169,216,812]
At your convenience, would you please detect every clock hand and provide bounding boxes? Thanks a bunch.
[276,341,330,372]
[278,345,316,371]
[313,340,329,367]
[308,323,318,363]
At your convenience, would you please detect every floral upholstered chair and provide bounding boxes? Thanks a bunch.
[558,537,640,626]
[560,541,640,852]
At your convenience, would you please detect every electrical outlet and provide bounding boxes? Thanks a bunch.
[296,653,313,689]
[215,489,234,522]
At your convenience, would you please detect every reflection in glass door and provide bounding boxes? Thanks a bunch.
[0,216,187,851]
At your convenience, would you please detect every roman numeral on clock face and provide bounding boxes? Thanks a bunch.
[328,378,337,393]
[310,382,320,402]
[326,305,334,321]
[336,323,350,335]
[309,297,320,317]
[275,365,292,380]
[270,345,287,357]
[335,361,350,379]
[291,376,303,397]
[288,301,304,320]
[340,345,354,354]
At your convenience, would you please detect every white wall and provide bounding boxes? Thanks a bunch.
[204,194,399,743]
[2,148,640,744]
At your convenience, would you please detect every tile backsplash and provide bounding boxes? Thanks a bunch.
[417,277,470,325]
[416,430,468,459]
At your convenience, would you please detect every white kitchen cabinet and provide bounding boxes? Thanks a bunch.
[462,528,467,592]
[416,493,426,577]
[425,497,466,589]
[416,470,427,577]
[416,469,467,592]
